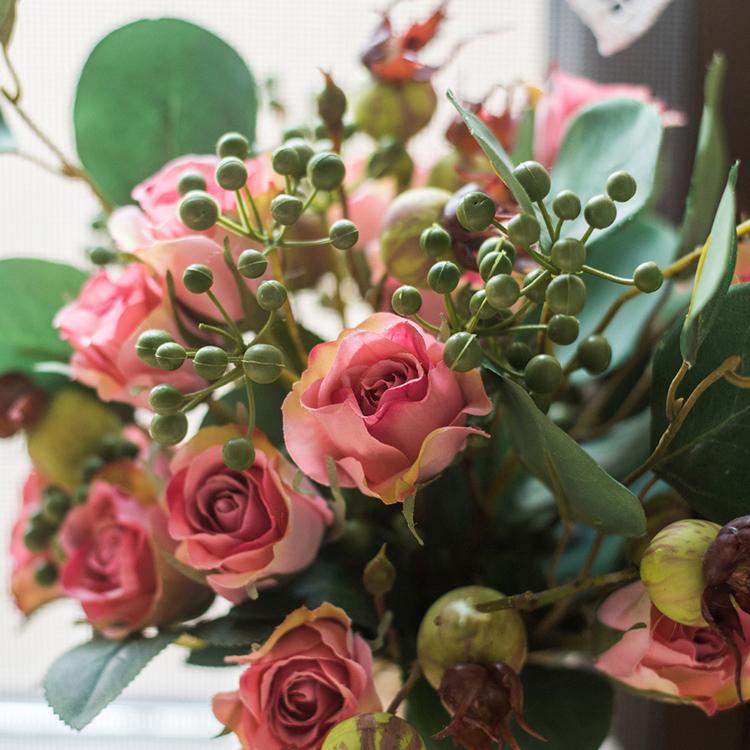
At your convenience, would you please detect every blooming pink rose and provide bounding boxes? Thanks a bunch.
[596,581,750,715]
[282,313,492,504]
[534,70,684,167]
[166,426,332,602]
[213,604,381,750]
[9,470,63,615]
[55,264,202,407]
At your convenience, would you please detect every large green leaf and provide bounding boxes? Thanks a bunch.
[680,164,738,365]
[0,0,16,47]
[74,18,257,206]
[549,98,663,242]
[680,54,728,254]
[43,632,176,730]
[652,283,750,523]
[496,377,646,536]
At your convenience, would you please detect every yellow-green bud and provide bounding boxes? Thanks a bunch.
[322,713,425,750]
[362,544,396,597]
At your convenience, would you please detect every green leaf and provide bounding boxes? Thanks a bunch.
[652,283,750,523]
[43,632,176,730]
[496,377,646,536]
[680,163,738,365]
[405,678,452,750]
[0,106,14,152]
[548,98,663,242]
[0,0,16,47]
[74,18,257,206]
[510,106,535,165]
[680,54,728,254]
[186,644,242,667]
[0,259,87,379]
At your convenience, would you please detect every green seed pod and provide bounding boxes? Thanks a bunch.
[41,487,71,525]
[633,261,664,293]
[81,455,105,482]
[367,137,413,186]
[362,544,396,597]
[417,585,527,690]
[640,519,721,626]
[508,213,541,247]
[391,285,422,316]
[584,194,617,230]
[524,354,563,394]
[512,160,551,201]
[271,194,304,226]
[550,237,586,273]
[179,190,219,231]
[177,169,207,196]
[257,280,288,311]
[182,263,214,294]
[427,261,461,294]
[485,274,520,309]
[469,290,495,320]
[443,332,482,372]
[506,341,533,370]
[547,314,580,345]
[216,131,250,160]
[287,138,315,176]
[222,437,255,471]
[148,384,184,415]
[283,126,310,142]
[23,525,50,552]
[149,413,188,446]
[243,343,285,384]
[29,509,56,539]
[73,485,89,506]
[307,151,346,190]
[155,342,187,371]
[420,223,452,258]
[329,219,359,250]
[136,329,173,367]
[215,157,248,191]
[88,246,118,266]
[477,236,515,267]
[552,190,582,221]
[322,713,426,750]
[545,274,587,315]
[193,346,229,381]
[456,191,496,233]
[271,144,302,177]
[607,170,637,202]
[577,334,612,374]
[479,250,512,281]
[34,560,59,587]
[522,269,550,304]
[237,249,268,279]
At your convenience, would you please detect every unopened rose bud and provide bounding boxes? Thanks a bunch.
[362,544,396,596]
[317,71,347,131]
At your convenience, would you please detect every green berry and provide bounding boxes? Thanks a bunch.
[88,246,117,265]
[443,332,482,372]
[149,413,188,445]
[272,144,301,176]
[506,341,533,370]
[469,290,495,320]
[547,314,580,345]
[633,261,663,293]
[607,171,637,202]
[136,329,173,367]
[584,194,617,229]
[420,224,452,258]
[237,249,268,279]
[148,384,183,415]
[216,131,249,160]
[283,126,310,141]
[243,344,285,384]
[155,342,187,371]
[531,392,552,413]
[427,261,461,294]
[552,190,581,221]
[508,213,541,247]
[578,334,612,374]
[271,194,304,226]
[222,437,255,471]
[120,440,140,459]
[179,190,219,231]
[23,526,49,552]
[193,346,229,381]
[34,560,59,587]
[182,263,214,294]
[479,250,513,281]
[522,269,550,303]
[81,455,104,481]
[477,236,515,266]
[215,157,248,191]
[329,219,359,250]
[391,285,422,316]
[545,274,587,315]
[524,354,563,394]
[512,160,551,201]
[485,274,520,309]
[41,487,71,525]
[288,138,315,176]
[257,280,288,311]
[74,485,89,505]
[456,191,496,232]
[177,169,207,195]
[550,238,586,273]
[307,151,345,190]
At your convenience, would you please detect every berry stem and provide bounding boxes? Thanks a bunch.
[581,264,635,286]
[536,200,555,241]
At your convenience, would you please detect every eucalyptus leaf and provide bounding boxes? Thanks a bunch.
[0,106,14,152]
[0,0,15,48]
[43,632,176,730]
[680,163,738,365]
[74,18,257,206]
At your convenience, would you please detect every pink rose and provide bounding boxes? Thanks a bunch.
[534,70,684,167]
[55,264,202,407]
[9,470,63,615]
[282,313,492,504]
[165,426,332,602]
[596,581,750,715]
[60,471,210,638]
[213,604,381,750]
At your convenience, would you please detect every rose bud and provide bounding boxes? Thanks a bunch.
[0,373,46,437]
[322,713,425,750]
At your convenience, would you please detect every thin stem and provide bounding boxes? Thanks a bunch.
[198,322,237,345]
[267,249,308,367]
[491,218,509,235]
[249,311,277,346]
[553,217,564,241]
[526,246,557,272]
[206,290,245,350]
[520,270,551,298]
[2,46,21,102]
[475,299,537,337]
[444,293,461,330]
[499,323,547,335]
[412,314,440,333]
[638,474,659,504]
[279,237,333,247]
[234,189,254,236]
[665,360,690,421]
[387,661,422,714]
[537,200,555,241]
[580,226,594,244]
[582,264,635,286]
[217,215,251,237]
[243,186,264,235]
[537,302,552,352]
[244,376,256,438]
[547,521,573,587]
[5,150,60,175]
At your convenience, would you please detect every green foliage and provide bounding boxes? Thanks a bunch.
[74,18,257,206]
[0,0,16,47]
[510,106,535,165]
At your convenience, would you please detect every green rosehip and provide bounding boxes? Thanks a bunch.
[479,250,512,281]
[243,344,285,384]
[322,714,426,750]
[216,131,249,160]
[607,171,637,202]
[443,332,482,372]
[512,160,551,201]
[547,314,580,345]
[584,194,617,229]
[237,249,268,279]
[136,329,173,367]
[469,290,495,320]
[215,157,248,191]
[257,280,288,311]
[307,151,345,190]
[149,413,188,446]
[193,346,229,381]
[34,560,59,587]
[391,285,422,316]
[177,169,207,196]
[182,263,214,294]
[41,487,71,525]
[508,213,541,247]
[271,194,304,226]
[420,223,452,258]
[148,384,183,415]
[456,191,496,232]
[633,261,663,293]
[179,190,219,231]
[155,342,187,371]
[545,274,587,315]
[329,219,359,250]
[485,274,520,309]
[222,437,255,470]
[552,190,581,220]
[577,334,612,374]
[88,246,117,265]
[506,341,533,370]
[427,261,461,294]
[524,354,562,394]
[522,269,550,303]
[550,237,585,273]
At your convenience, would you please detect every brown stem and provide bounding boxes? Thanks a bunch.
[387,660,421,714]
[547,521,573,587]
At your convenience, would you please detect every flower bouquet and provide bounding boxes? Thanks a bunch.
[3,3,749,749]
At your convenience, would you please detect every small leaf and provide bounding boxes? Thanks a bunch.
[0,106,14,152]
[510,106,535,165]
[0,0,16,48]
[44,632,176,730]
[186,644,241,667]
[680,163,738,365]
[402,493,424,546]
